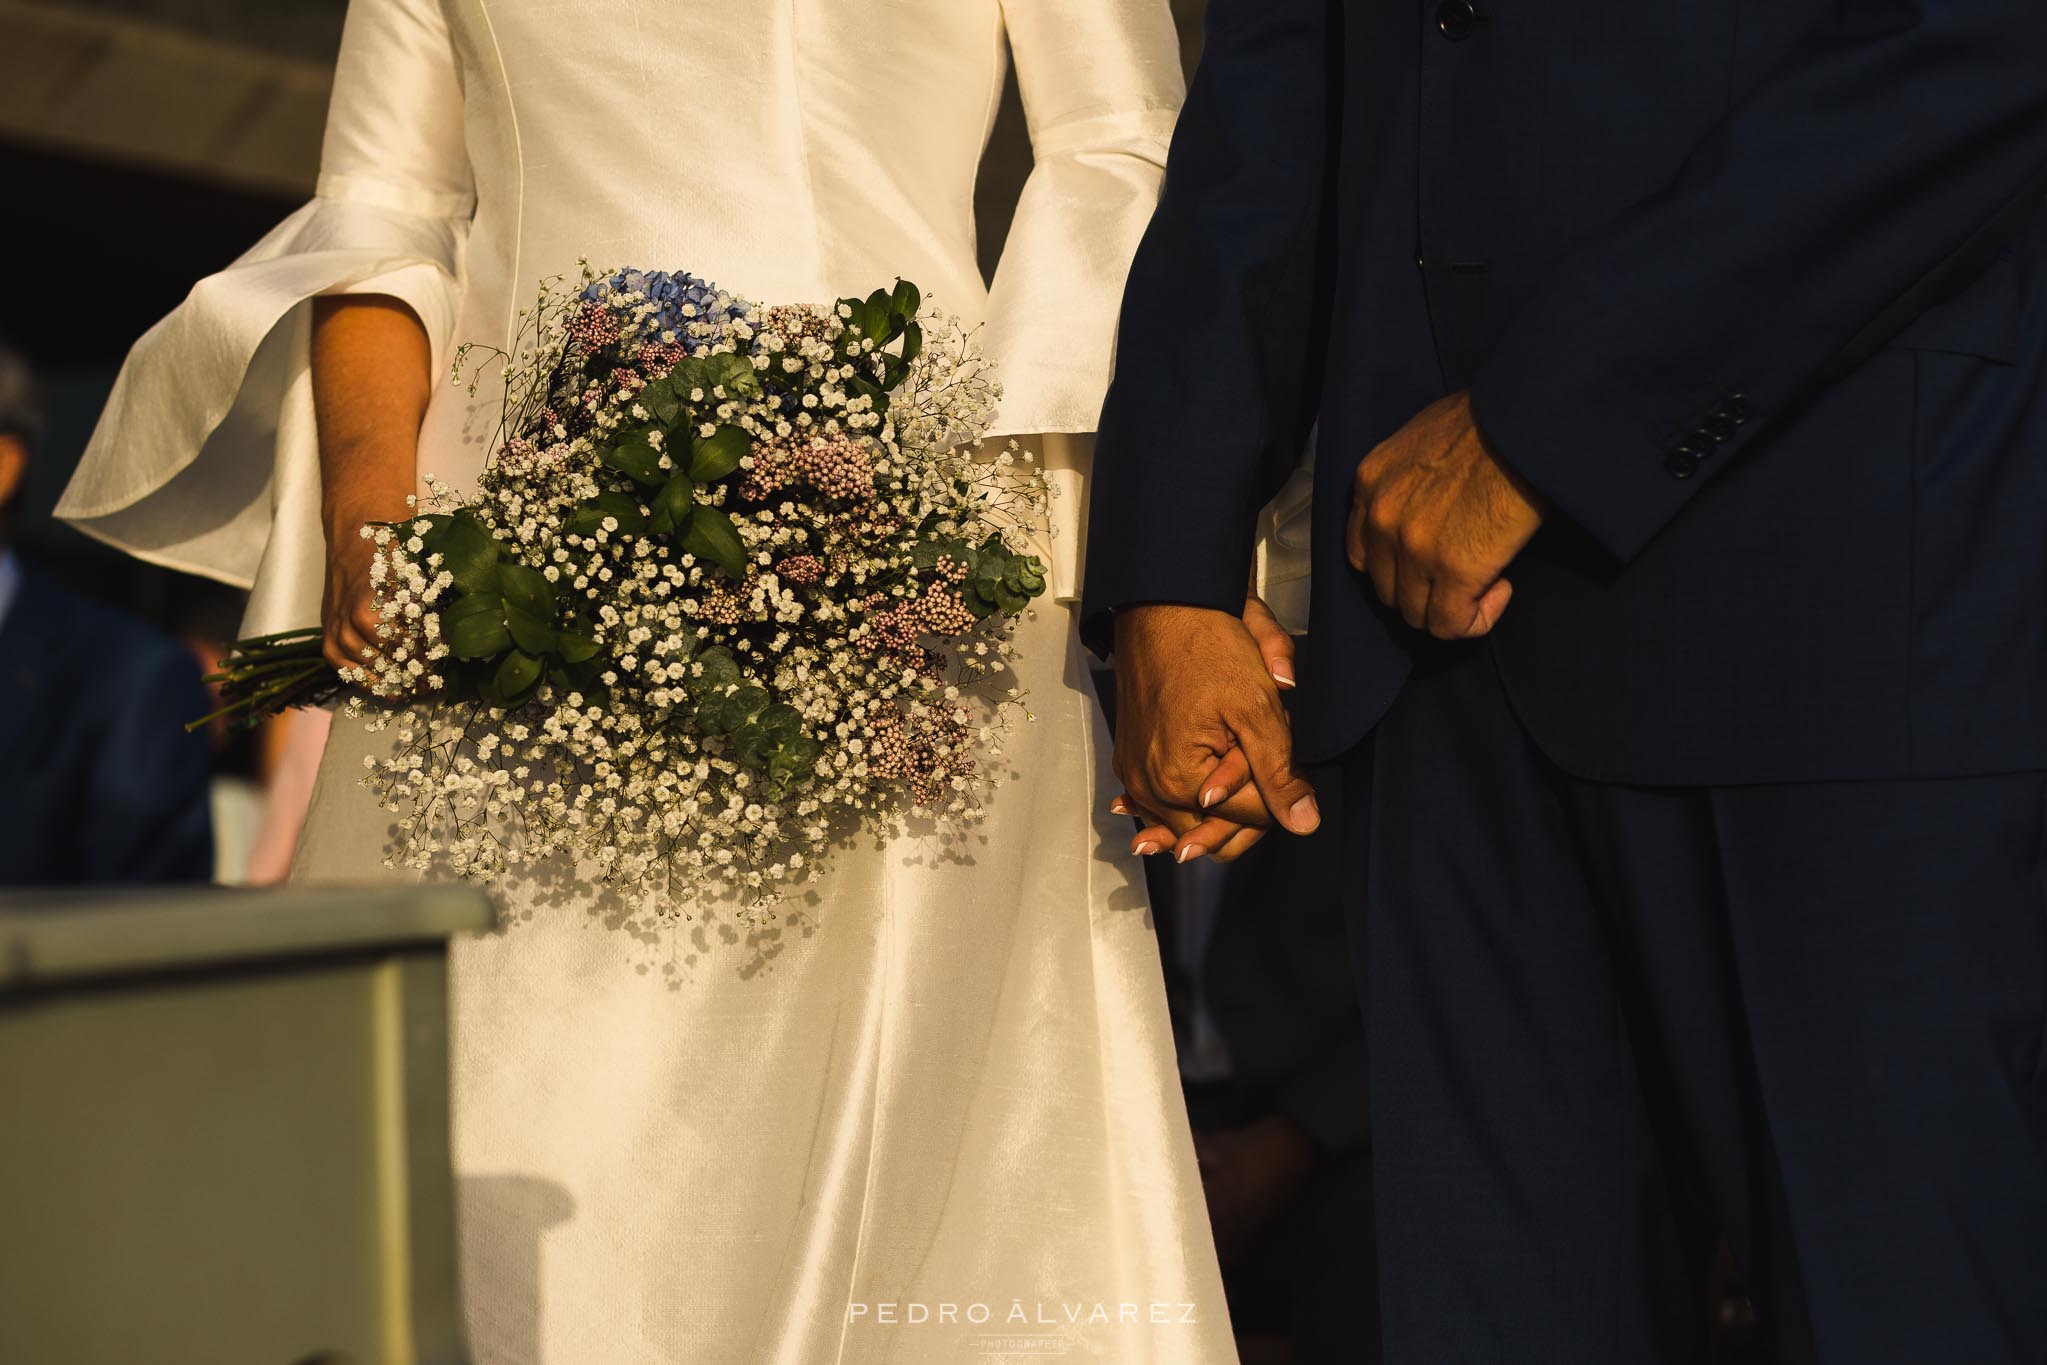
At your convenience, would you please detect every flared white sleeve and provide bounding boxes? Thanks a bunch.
[987,0,1183,601]
[57,0,473,637]
[987,0,1182,440]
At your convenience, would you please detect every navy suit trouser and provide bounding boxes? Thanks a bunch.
[1348,641,2047,1364]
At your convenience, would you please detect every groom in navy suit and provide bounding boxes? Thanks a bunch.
[1085,1,2047,1360]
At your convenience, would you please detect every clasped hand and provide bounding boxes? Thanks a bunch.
[1111,390,1545,863]
[1347,390,1546,640]
[1111,596,1319,864]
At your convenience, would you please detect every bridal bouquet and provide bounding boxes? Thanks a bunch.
[205,267,1048,900]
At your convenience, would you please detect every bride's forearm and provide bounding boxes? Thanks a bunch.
[311,295,431,542]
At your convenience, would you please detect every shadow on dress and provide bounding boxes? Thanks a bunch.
[458,1173,576,1365]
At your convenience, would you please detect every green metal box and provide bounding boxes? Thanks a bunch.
[0,886,492,1365]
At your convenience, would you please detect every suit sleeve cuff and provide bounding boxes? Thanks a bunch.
[1466,283,1767,565]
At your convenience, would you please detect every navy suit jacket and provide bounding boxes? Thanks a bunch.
[1084,0,2047,782]
[0,565,214,885]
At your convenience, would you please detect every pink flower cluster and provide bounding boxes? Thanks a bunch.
[636,340,686,378]
[740,431,876,503]
[865,588,976,655]
[565,302,620,353]
[776,554,825,585]
[865,706,975,809]
[696,578,754,626]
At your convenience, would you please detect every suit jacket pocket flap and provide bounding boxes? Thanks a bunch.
[1890,252,2023,363]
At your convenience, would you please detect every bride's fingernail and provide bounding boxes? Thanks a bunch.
[1110,797,1132,815]
[1199,786,1222,809]
[1270,666,1296,689]
[1134,839,1161,857]
[1176,844,1205,864]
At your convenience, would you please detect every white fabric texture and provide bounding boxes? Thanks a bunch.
[65,1,1231,1361]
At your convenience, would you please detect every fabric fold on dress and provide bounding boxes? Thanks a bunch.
[58,183,469,635]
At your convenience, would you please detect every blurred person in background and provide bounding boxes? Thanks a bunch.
[0,339,212,885]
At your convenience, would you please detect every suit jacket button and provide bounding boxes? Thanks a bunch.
[1724,393,1750,423]
[1436,0,1480,40]
[1701,414,1736,442]
[1664,449,1701,479]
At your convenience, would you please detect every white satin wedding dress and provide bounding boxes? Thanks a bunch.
[58,2,1239,1362]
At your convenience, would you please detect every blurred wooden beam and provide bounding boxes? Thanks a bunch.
[0,0,328,196]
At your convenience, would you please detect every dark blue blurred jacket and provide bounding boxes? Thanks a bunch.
[0,565,213,884]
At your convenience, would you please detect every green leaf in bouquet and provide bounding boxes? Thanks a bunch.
[557,631,601,664]
[650,474,697,536]
[666,355,711,397]
[682,504,747,577]
[687,425,751,483]
[545,654,602,697]
[889,279,921,323]
[407,511,455,547]
[687,646,742,699]
[899,320,923,365]
[638,375,683,425]
[847,373,890,416]
[696,693,733,732]
[699,681,763,737]
[648,628,699,673]
[764,733,825,797]
[498,561,557,622]
[757,703,803,749]
[911,537,958,572]
[994,584,1030,616]
[442,593,512,660]
[723,684,770,729]
[438,513,502,595]
[432,656,482,702]
[504,603,558,656]
[602,433,667,486]
[732,720,770,770]
[834,294,876,352]
[702,350,760,398]
[493,649,543,703]
[564,490,648,540]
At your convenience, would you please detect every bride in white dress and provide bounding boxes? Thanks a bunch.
[58,1,1239,1362]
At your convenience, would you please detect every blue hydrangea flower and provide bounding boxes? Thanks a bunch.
[581,268,752,347]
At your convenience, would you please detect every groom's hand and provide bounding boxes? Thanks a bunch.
[1110,602,1320,861]
[1348,390,1547,639]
